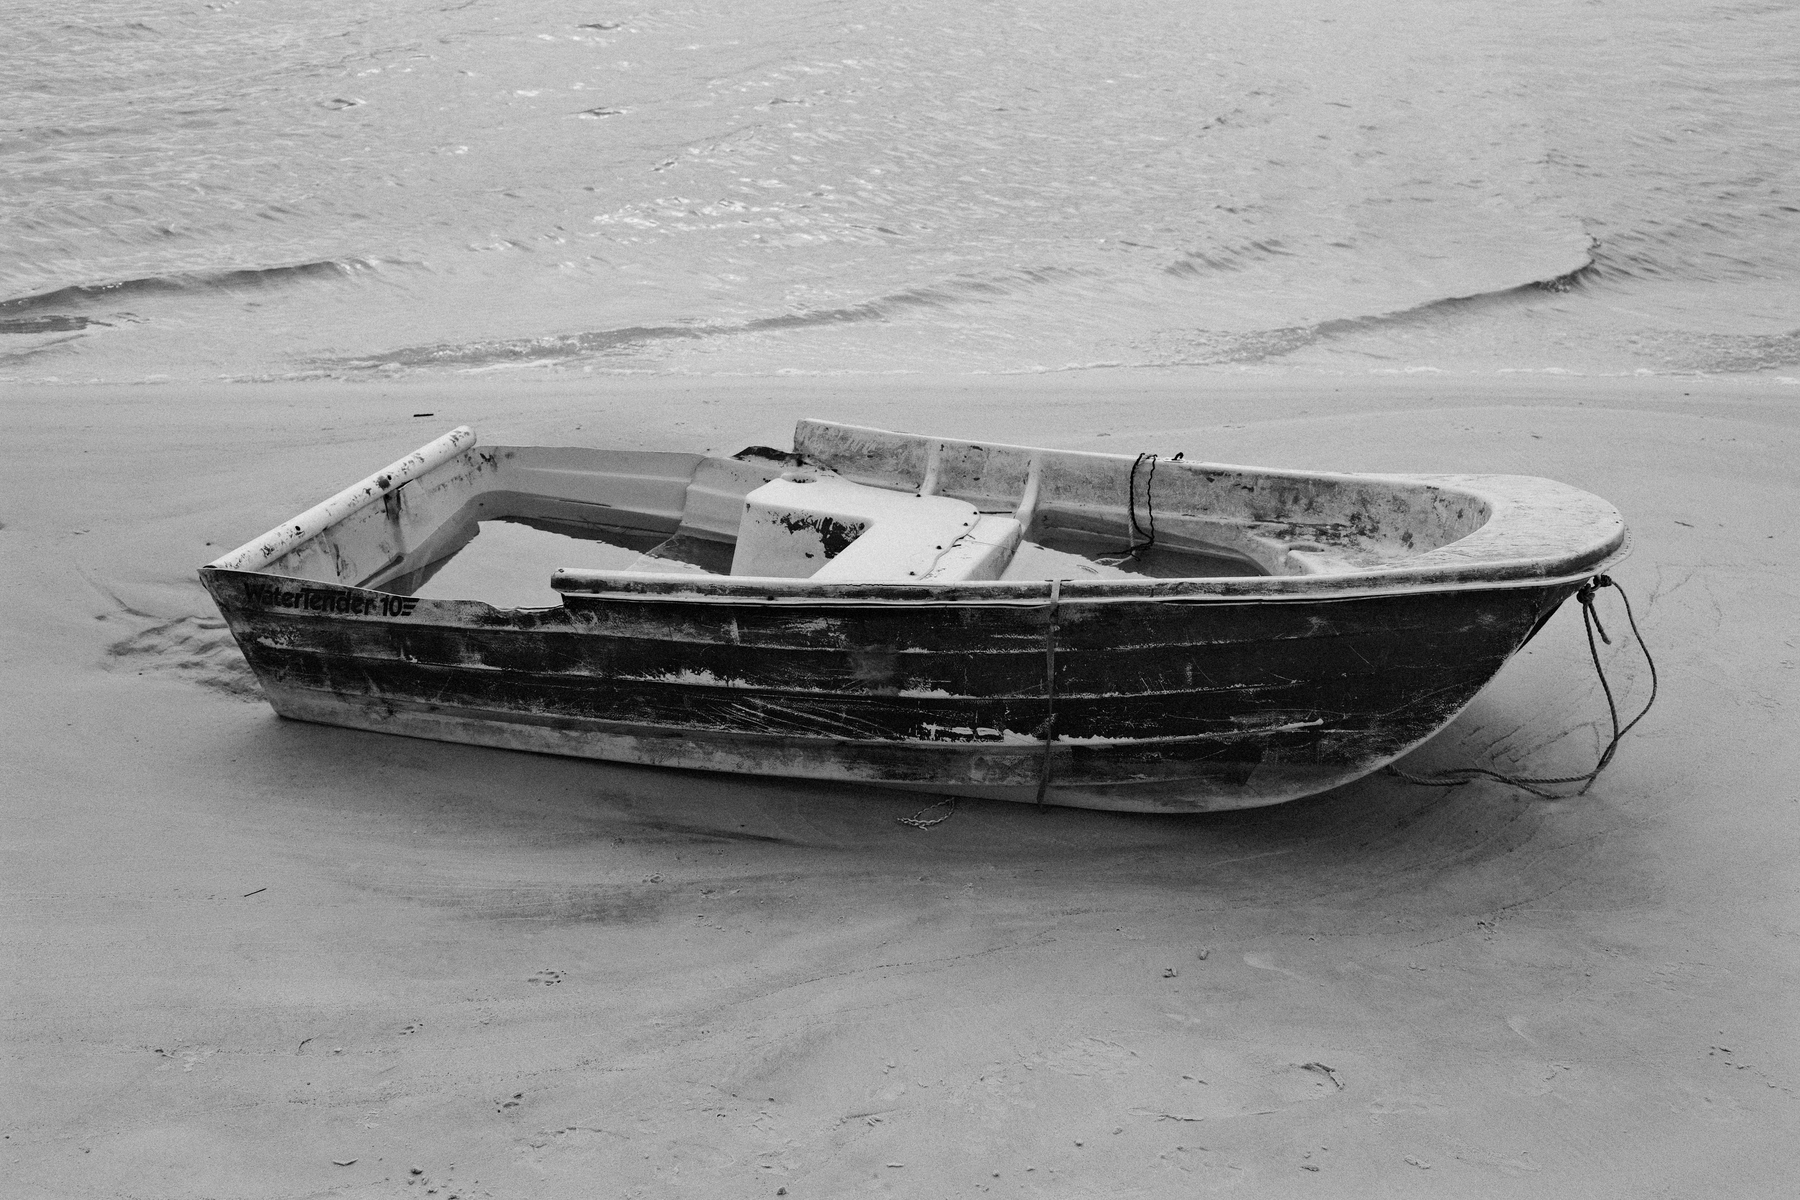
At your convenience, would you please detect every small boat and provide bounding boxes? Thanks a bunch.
[200,420,1628,812]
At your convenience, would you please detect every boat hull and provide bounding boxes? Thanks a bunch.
[200,566,1578,812]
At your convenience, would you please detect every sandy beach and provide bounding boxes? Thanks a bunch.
[4,371,1796,1197]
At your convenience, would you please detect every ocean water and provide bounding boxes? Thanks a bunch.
[3,0,1797,383]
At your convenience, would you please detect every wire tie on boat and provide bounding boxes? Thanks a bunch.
[903,577,1064,826]
[1035,579,1062,807]
[1385,574,1657,799]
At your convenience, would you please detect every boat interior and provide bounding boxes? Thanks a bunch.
[229,421,1501,608]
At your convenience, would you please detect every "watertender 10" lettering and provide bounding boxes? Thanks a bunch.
[243,582,420,617]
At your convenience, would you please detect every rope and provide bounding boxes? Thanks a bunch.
[1102,450,1181,566]
[897,796,957,828]
[1126,452,1158,558]
[1385,575,1658,799]
[1035,578,1062,806]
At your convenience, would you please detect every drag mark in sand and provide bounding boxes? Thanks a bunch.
[764,932,1060,999]
[1241,952,1310,983]
[105,614,260,698]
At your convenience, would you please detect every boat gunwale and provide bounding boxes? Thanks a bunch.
[200,422,1630,606]
[549,515,1631,606]
[547,541,1629,607]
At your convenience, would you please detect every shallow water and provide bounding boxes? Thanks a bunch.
[4,0,1796,383]
[413,520,642,608]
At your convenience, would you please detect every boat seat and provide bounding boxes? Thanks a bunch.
[730,475,1022,582]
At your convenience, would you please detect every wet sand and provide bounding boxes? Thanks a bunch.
[4,371,1796,1196]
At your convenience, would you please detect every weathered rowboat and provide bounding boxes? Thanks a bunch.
[199,420,1628,812]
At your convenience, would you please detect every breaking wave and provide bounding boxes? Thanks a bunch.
[0,257,389,333]
[325,266,1094,370]
[1161,239,1297,277]
[1150,254,1601,366]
